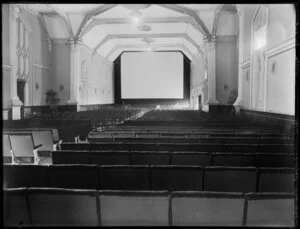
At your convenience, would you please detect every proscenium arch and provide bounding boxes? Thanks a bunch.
[106,44,195,62]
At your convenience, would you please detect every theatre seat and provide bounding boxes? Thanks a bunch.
[52,150,91,164]
[258,144,295,154]
[171,191,244,226]
[90,151,130,165]
[225,144,259,153]
[204,167,257,192]
[254,153,294,167]
[28,188,98,226]
[258,168,295,193]
[98,165,150,190]
[131,151,170,165]
[4,164,48,188]
[211,153,254,167]
[99,191,169,226]
[151,166,203,191]
[9,133,40,164]
[4,188,31,227]
[245,193,294,226]
[3,134,13,163]
[32,130,56,152]
[171,152,211,166]
[48,165,98,189]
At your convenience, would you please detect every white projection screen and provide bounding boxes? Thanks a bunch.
[121,52,184,99]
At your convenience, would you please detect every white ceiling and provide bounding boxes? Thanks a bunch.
[24,4,237,61]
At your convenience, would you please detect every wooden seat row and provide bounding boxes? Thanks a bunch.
[60,142,295,153]
[51,150,294,168]
[4,188,294,226]
[4,164,295,193]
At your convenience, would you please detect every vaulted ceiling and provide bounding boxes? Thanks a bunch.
[23,4,229,61]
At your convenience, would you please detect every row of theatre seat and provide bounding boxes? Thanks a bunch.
[51,150,295,167]
[4,164,295,193]
[4,187,294,226]
[60,142,295,153]
[87,135,294,144]
[97,127,285,135]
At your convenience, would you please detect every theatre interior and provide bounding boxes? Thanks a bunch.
[2,4,297,227]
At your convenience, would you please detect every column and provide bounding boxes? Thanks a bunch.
[67,39,82,109]
[206,36,219,105]
[8,5,23,120]
[234,5,244,109]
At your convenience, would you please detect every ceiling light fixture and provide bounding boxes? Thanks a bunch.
[130,10,142,24]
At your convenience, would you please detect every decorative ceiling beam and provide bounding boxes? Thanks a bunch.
[106,43,195,61]
[21,5,50,38]
[212,4,224,35]
[93,33,201,54]
[81,16,204,38]
[75,4,117,40]
[47,4,74,38]
[159,4,210,35]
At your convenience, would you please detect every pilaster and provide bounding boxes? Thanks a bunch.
[8,4,23,120]
[206,36,219,105]
[67,38,82,108]
[234,5,244,108]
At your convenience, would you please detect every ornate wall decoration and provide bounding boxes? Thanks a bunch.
[252,5,268,110]
[16,16,30,81]
[80,61,88,105]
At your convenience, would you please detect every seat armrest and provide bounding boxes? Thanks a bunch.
[33,149,40,165]
[34,144,42,150]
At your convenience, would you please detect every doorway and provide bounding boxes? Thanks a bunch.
[198,95,202,110]
[17,80,25,119]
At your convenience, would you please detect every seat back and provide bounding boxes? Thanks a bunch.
[52,129,60,142]
[98,165,150,190]
[211,153,254,167]
[171,152,211,166]
[204,167,257,192]
[4,188,30,227]
[254,153,294,167]
[171,192,244,226]
[99,191,169,226]
[90,151,130,165]
[48,165,98,189]
[246,193,294,226]
[151,166,203,191]
[52,150,90,164]
[258,168,295,193]
[32,130,54,151]
[225,144,259,153]
[3,134,12,163]
[259,144,295,153]
[9,133,35,163]
[131,151,170,165]
[4,164,48,188]
[28,188,99,226]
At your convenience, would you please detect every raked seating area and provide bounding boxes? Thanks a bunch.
[3,109,297,226]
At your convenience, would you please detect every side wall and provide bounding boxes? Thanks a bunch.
[190,52,207,110]
[79,46,114,105]
[216,39,239,104]
[2,5,52,109]
[239,4,295,115]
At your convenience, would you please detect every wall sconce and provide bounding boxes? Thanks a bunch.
[271,61,277,74]
[224,85,228,90]
[35,82,39,90]
[245,71,249,81]
[60,85,64,91]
